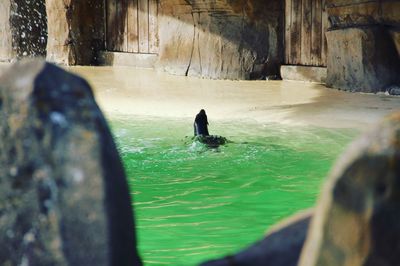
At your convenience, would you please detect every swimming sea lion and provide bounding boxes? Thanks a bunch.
[194,109,210,136]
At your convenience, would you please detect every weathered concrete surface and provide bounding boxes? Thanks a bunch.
[0,0,13,61]
[281,65,327,83]
[326,0,400,29]
[46,0,104,65]
[326,26,400,92]
[299,112,400,266]
[200,210,312,266]
[157,0,283,80]
[99,52,158,69]
[325,0,400,92]
[0,60,142,265]
[0,0,47,61]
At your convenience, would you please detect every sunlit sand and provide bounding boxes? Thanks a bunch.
[1,63,398,130]
[68,66,399,130]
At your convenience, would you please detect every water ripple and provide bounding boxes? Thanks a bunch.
[110,116,358,266]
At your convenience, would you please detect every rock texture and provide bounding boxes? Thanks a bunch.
[326,26,400,93]
[200,210,312,266]
[299,112,400,266]
[0,0,47,61]
[157,0,283,80]
[326,0,400,92]
[45,0,105,65]
[0,60,142,265]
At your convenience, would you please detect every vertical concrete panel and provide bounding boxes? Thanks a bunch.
[157,0,284,80]
[46,0,105,65]
[0,0,13,61]
[45,0,70,64]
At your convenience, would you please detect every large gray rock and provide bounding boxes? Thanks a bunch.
[0,60,142,265]
[299,112,400,266]
[326,26,400,92]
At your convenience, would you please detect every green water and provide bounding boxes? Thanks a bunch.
[111,116,357,265]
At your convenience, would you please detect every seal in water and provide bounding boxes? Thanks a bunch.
[194,135,227,148]
[193,109,227,148]
[194,109,209,136]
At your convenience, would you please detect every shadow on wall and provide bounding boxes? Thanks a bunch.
[103,0,283,79]
[65,0,105,65]
[3,0,283,78]
[156,0,284,79]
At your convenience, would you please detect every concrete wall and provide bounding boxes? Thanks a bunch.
[326,0,400,92]
[1,0,399,88]
[0,0,13,61]
[157,0,283,80]
[46,0,105,65]
[1,0,283,79]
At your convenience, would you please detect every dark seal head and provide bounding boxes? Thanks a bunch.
[194,109,209,136]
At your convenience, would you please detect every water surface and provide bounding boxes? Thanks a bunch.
[111,115,357,265]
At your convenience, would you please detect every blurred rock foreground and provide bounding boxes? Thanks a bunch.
[0,59,400,266]
[0,60,142,266]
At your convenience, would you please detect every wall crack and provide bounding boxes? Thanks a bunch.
[185,11,196,76]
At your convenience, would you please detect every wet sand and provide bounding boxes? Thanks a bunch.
[69,66,399,130]
[1,63,399,129]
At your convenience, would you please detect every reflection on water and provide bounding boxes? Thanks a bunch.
[111,115,358,266]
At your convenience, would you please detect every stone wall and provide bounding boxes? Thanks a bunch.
[157,0,283,80]
[46,0,105,65]
[0,0,284,79]
[3,0,400,87]
[326,0,400,92]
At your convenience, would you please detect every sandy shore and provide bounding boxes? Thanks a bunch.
[1,63,399,129]
[68,66,399,130]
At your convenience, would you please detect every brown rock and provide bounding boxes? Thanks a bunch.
[0,0,13,61]
[0,60,142,265]
[299,112,400,266]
